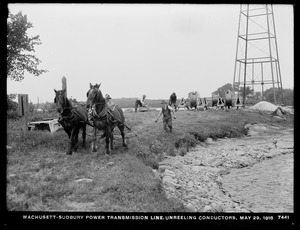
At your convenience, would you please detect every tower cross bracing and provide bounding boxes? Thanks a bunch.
[233,4,284,104]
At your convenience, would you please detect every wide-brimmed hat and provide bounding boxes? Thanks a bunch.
[105,94,111,99]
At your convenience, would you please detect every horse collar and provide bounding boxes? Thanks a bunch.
[91,103,107,119]
[60,107,74,119]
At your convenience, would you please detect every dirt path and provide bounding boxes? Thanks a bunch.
[156,123,293,212]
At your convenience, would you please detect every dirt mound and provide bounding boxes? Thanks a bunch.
[249,101,278,112]
[282,106,294,115]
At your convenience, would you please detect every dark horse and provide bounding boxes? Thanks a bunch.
[54,89,88,155]
[86,83,127,155]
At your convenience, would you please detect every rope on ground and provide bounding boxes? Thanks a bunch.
[86,117,173,155]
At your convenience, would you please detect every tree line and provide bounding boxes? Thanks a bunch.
[212,83,293,105]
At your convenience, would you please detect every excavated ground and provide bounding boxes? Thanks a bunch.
[156,123,293,212]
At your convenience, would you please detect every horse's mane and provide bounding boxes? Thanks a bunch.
[87,84,105,104]
[92,88,109,116]
[65,97,73,108]
[96,89,105,103]
[54,89,73,108]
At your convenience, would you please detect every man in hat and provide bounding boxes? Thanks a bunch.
[135,94,147,112]
[105,94,116,110]
[155,100,176,132]
[105,94,115,107]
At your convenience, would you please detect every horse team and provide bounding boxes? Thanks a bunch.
[54,83,128,156]
[54,83,242,156]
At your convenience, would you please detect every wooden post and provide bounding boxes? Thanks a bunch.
[18,94,29,135]
[62,76,67,98]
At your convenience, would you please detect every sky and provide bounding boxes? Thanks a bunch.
[6,4,294,104]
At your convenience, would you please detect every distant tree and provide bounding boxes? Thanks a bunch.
[263,88,293,105]
[254,92,262,100]
[7,94,18,111]
[213,83,234,98]
[43,101,57,112]
[239,86,254,98]
[188,91,199,98]
[7,11,47,81]
[48,102,57,112]
[282,88,294,106]
[28,101,35,113]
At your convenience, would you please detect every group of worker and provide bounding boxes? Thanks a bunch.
[104,91,243,133]
[103,93,176,133]
[134,93,176,133]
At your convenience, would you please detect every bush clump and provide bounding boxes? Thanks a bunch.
[175,134,198,151]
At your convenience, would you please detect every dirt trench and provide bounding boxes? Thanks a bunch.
[155,123,294,212]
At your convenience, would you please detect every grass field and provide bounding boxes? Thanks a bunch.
[6,108,294,212]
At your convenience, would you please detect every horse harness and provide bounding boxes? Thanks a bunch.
[90,102,117,124]
[58,106,85,126]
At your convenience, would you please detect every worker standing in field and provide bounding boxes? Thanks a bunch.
[135,94,146,112]
[155,100,176,132]
[169,92,178,111]
[178,97,186,110]
[203,97,208,110]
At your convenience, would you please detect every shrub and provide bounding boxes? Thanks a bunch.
[149,140,164,154]
[179,147,187,156]
[175,134,199,150]
[7,110,19,119]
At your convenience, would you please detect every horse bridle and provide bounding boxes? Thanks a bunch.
[87,88,107,119]
[55,93,75,124]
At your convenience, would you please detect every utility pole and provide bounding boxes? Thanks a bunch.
[62,76,67,98]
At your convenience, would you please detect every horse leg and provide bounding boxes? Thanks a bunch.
[73,127,79,152]
[135,101,138,112]
[82,124,86,147]
[91,126,97,152]
[65,128,71,138]
[105,127,111,155]
[163,120,169,132]
[119,124,127,147]
[67,128,76,155]
[110,128,114,152]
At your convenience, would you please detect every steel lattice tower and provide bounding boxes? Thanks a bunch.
[233,4,284,105]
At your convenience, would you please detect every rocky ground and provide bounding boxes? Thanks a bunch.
[154,123,294,212]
